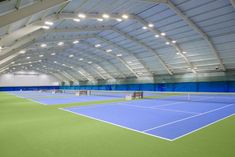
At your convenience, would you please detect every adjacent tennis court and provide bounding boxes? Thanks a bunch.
[8,90,126,105]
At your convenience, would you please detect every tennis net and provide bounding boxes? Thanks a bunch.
[143,91,235,104]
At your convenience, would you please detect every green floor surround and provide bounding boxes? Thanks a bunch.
[0,92,234,157]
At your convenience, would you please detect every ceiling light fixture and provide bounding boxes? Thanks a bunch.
[122,14,129,19]
[19,50,26,54]
[42,26,50,29]
[142,26,147,30]
[155,34,159,38]
[116,18,122,22]
[58,42,64,46]
[79,58,84,61]
[44,21,54,26]
[51,53,56,55]
[73,18,80,22]
[69,54,74,58]
[172,40,177,44]
[165,42,170,45]
[73,40,79,44]
[97,18,103,22]
[78,13,86,18]
[102,14,110,19]
[116,54,122,57]
[148,23,154,28]
[39,55,44,57]
[40,43,47,47]
[106,49,112,53]
[95,44,101,47]
[161,32,166,36]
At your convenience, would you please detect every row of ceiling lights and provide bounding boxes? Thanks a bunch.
[40,14,185,55]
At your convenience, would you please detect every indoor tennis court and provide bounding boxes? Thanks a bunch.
[0,0,235,157]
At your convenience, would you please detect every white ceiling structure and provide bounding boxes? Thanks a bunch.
[0,0,235,82]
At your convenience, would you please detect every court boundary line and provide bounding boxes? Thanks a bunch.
[59,108,173,141]
[120,104,199,115]
[171,113,235,141]
[143,103,234,132]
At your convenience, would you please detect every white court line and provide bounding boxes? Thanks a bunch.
[121,104,199,115]
[153,101,185,107]
[171,113,235,141]
[59,108,173,141]
[143,103,234,132]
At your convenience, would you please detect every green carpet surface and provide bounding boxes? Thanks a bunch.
[0,92,234,157]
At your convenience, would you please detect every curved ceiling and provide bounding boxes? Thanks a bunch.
[0,0,235,82]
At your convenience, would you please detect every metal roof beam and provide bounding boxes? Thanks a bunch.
[96,36,153,77]
[132,15,197,73]
[166,0,226,71]
[50,28,172,75]
[0,0,69,28]
[111,28,173,75]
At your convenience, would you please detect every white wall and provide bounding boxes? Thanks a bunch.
[0,71,60,86]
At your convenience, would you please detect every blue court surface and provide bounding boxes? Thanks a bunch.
[8,91,121,105]
[62,98,235,141]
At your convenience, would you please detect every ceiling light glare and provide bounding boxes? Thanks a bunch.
[172,40,177,44]
[39,55,44,57]
[148,23,154,28]
[40,43,47,47]
[155,34,159,38]
[116,18,122,22]
[38,60,42,62]
[69,54,74,58]
[42,25,50,29]
[161,32,166,36]
[116,54,122,57]
[194,67,198,70]
[97,18,104,22]
[54,61,57,63]
[11,62,15,64]
[62,64,66,66]
[142,26,147,30]
[165,42,170,45]
[102,14,110,19]
[70,66,73,68]
[57,42,64,46]
[73,40,79,44]
[106,49,112,53]
[182,51,187,54]
[176,52,180,55]
[78,13,86,18]
[187,67,191,70]
[19,50,26,54]
[122,14,129,19]
[28,62,32,64]
[44,21,54,26]
[79,58,84,61]
[51,53,56,56]
[73,18,80,22]
[26,57,30,59]
[88,61,92,64]
[95,44,101,47]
